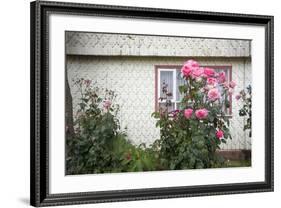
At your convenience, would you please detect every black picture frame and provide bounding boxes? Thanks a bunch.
[30,0,274,207]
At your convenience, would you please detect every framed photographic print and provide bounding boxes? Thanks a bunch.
[30,0,274,207]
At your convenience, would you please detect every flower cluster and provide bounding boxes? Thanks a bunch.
[181,59,236,102]
[180,60,237,140]
[184,108,209,119]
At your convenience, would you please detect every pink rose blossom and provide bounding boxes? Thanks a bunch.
[228,88,234,94]
[229,81,236,88]
[207,88,221,101]
[192,67,204,78]
[195,108,208,119]
[184,108,193,119]
[184,59,199,69]
[181,60,199,77]
[203,86,209,92]
[217,72,226,84]
[84,79,92,86]
[223,82,229,88]
[181,65,193,77]
[103,100,112,110]
[216,130,224,139]
[204,85,215,91]
[235,94,241,100]
[207,77,217,86]
[204,67,215,77]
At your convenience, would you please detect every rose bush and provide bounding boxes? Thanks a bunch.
[66,78,159,174]
[66,78,125,174]
[236,85,252,137]
[152,59,236,169]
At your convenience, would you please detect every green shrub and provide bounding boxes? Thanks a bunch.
[66,78,125,174]
[66,78,158,174]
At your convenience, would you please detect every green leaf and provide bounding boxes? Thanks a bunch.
[179,85,187,94]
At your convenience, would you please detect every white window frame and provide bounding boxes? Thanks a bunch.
[158,68,181,110]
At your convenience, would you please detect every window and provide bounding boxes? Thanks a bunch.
[155,65,232,115]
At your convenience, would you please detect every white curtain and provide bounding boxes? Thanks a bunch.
[160,71,173,99]
[216,68,229,113]
[176,69,186,102]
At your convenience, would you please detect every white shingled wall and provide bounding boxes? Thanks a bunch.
[67,56,251,150]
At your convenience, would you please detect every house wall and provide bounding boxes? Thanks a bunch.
[67,56,252,150]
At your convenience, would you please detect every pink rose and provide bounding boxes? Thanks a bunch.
[207,77,217,86]
[229,81,236,88]
[204,85,215,91]
[103,100,112,110]
[184,59,199,69]
[195,108,208,119]
[204,67,215,77]
[202,85,209,93]
[84,79,92,86]
[181,60,199,77]
[228,88,234,94]
[216,130,224,139]
[184,108,193,119]
[235,94,241,100]
[192,67,204,78]
[181,65,193,77]
[217,72,226,84]
[222,82,229,89]
[207,88,221,101]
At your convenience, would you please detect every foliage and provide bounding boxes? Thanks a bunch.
[118,142,160,172]
[66,78,158,174]
[152,60,236,169]
[66,78,121,174]
[236,85,252,137]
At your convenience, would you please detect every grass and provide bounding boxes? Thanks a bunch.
[223,159,251,168]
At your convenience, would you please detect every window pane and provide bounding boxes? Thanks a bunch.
[159,102,175,113]
[160,71,173,99]
[176,69,185,102]
[215,68,230,114]
[215,68,229,82]
[175,102,181,111]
